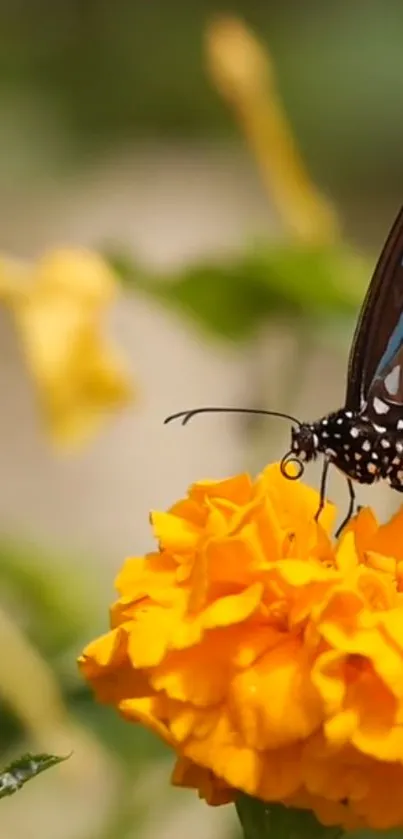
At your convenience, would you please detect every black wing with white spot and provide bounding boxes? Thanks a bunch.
[346,206,403,421]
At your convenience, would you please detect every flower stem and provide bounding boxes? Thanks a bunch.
[236,794,344,839]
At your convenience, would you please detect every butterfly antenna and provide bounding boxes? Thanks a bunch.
[164,406,302,427]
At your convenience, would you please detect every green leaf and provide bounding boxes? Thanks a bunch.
[0,752,69,799]
[355,833,403,839]
[243,243,367,316]
[107,243,369,342]
[0,538,99,656]
[236,795,343,839]
[150,261,272,340]
[356,833,403,839]
[73,686,169,766]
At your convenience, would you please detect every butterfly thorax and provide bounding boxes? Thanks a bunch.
[291,408,403,487]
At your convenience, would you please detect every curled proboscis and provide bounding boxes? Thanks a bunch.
[280,452,304,481]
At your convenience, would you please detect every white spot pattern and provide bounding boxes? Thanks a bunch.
[385,365,400,396]
[373,397,390,415]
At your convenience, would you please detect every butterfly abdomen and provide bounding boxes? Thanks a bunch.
[292,409,403,487]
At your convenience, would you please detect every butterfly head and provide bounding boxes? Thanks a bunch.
[278,423,318,481]
[290,423,319,463]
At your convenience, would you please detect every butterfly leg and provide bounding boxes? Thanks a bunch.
[315,459,330,524]
[335,478,356,538]
[386,478,403,493]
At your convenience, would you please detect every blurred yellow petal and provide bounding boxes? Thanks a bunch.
[206,16,339,245]
[0,249,134,447]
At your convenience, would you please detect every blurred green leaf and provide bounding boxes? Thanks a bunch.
[2,0,403,199]
[108,243,369,341]
[354,833,403,839]
[73,686,169,767]
[0,752,68,799]
[0,706,23,754]
[236,795,343,839]
[148,260,271,340]
[0,539,99,657]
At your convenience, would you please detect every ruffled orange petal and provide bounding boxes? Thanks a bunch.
[79,464,403,831]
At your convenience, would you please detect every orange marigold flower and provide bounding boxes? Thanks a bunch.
[78,463,403,831]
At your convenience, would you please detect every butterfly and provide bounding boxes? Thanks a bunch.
[165,206,403,535]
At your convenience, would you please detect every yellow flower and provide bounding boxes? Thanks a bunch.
[79,464,403,831]
[0,250,133,447]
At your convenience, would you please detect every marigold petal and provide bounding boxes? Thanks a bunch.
[187,534,265,611]
[335,532,359,575]
[172,757,235,805]
[182,708,302,800]
[202,582,263,628]
[184,720,262,798]
[342,507,379,568]
[311,649,347,715]
[371,506,403,561]
[229,623,286,667]
[257,745,303,800]
[203,534,269,587]
[119,695,175,746]
[380,608,403,652]
[229,638,323,749]
[252,497,283,561]
[115,553,177,597]
[127,606,183,667]
[274,558,339,587]
[150,642,232,706]
[324,709,358,746]
[151,511,200,551]
[366,550,396,576]
[260,463,335,534]
[170,707,220,742]
[189,474,254,505]
[303,748,365,803]
[79,625,128,672]
[353,720,403,762]
[317,596,403,698]
[78,626,151,705]
[79,461,403,831]
[324,627,403,692]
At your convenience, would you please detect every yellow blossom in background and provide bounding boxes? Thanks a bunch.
[206,16,339,245]
[79,463,403,831]
[0,249,133,447]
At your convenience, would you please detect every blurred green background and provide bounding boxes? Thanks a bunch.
[1,1,403,838]
[2,0,403,220]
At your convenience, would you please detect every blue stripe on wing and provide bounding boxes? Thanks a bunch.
[373,310,403,380]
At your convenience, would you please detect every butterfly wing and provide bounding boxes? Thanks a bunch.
[346,206,403,422]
